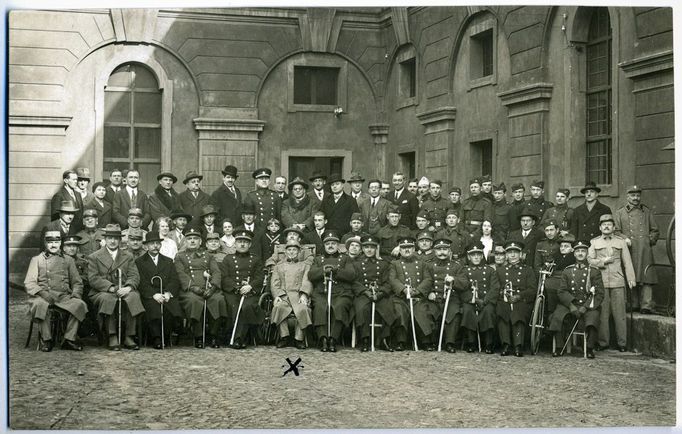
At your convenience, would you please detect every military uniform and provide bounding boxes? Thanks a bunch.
[352,254,396,346]
[508,198,526,231]
[434,226,470,261]
[461,195,493,234]
[492,199,512,239]
[220,245,265,347]
[376,223,412,258]
[541,204,574,234]
[421,195,452,230]
[76,227,104,256]
[174,247,228,346]
[496,256,537,354]
[244,187,281,229]
[428,256,469,349]
[534,237,562,313]
[525,197,553,227]
[461,263,500,351]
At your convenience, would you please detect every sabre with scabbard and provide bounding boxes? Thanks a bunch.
[561,267,595,356]
[405,277,418,351]
[504,281,514,312]
[202,271,210,348]
[369,280,378,352]
[230,276,250,346]
[151,275,165,349]
[437,275,452,352]
[471,280,481,352]
[116,268,122,347]
[325,268,334,340]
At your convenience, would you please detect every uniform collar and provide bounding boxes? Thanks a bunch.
[626,203,642,211]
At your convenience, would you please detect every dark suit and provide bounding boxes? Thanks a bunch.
[136,253,183,339]
[85,198,112,228]
[179,189,213,224]
[112,188,151,229]
[211,183,242,226]
[359,196,391,235]
[321,193,359,235]
[42,219,78,246]
[303,229,326,255]
[507,227,545,267]
[104,185,123,204]
[387,189,419,229]
[570,200,612,243]
[50,186,84,233]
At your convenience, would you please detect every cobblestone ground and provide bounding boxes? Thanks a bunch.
[7,295,675,429]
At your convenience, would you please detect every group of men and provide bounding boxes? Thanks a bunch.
[25,164,659,359]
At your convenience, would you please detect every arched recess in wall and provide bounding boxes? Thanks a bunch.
[383,44,418,110]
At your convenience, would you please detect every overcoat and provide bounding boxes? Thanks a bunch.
[613,203,660,284]
[135,253,183,320]
[87,247,144,317]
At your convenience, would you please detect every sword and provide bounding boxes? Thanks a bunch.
[117,268,122,347]
[437,276,452,352]
[406,277,418,351]
[203,276,209,348]
[151,275,165,349]
[326,269,333,339]
[230,277,250,346]
[504,281,514,312]
[472,280,481,352]
[370,281,378,352]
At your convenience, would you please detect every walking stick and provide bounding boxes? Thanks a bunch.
[151,275,164,349]
[561,279,596,356]
[230,277,250,346]
[370,281,378,352]
[437,276,452,352]
[326,270,333,339]
[560,318,580,356]
[117,268,122,347]
[406,278,418,352]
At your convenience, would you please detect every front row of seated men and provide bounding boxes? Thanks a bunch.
[24,224,605,358]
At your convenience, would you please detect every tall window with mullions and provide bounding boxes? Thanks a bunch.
[585,8,612,185]
[103,63,162,193]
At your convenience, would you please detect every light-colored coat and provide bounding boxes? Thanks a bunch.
[270,260,313,329]
[587,235,636,288]
[87,247,144,316]
[613,203,660,284]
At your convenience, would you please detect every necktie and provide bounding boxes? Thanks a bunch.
[371,199,376,208]
[394,191,399,201]
[193,192,198,199]
[131,189,137,206]
[229,187,236,197]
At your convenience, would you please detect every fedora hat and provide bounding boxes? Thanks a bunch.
[75,167,91,180]
[183,170,203,184]
[309,170,327,182]
[143,231,163,244]
[170,209,192,222]
[157,172,177,183]
[58,200,79,213]
[103,224,123,238]
[348,172,365,183]
[327,173,345,184]
[580,181,601,194]
[288,176,309,190]
[200,205,218,217]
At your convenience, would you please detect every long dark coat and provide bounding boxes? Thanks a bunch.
[570,200,612,243]
[320,193,359,235]
[388,256,434,334]
[309,253,356,327]
[112,188,152,229]
[211,183,243,226]
[495,262,537,325]
[387,189,419,229]
[174,249,227,321]
[135,253,183,320]
[549,263,605,332]
[220,252,265,327]
[460,264,499,332]
[352,256,396,330]
[281,195,319,230]
[51,186,84,232]
[179,189,213,224]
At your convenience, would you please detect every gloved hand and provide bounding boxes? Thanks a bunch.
[509,294,520,303]
[191,286,204,296]
[428,292,436,301]
[163,292,172,302]
[475,298,484,308]
[569,303,579,315]
[38,290,56,304]
[239,284,252,295]
[152,293,164,303]
[578,306,587,316]
[364,290,373,300]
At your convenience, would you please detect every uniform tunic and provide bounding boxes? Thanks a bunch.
[495,262,537,324]
[428,259,469,331]
[376,224,412,258]
[525,197,553,227]
[434,226,470,261]
[388,256,434,335]
[541,204,574,234]
[549,262,605,332]
[270,259,313,329]
[508,199,527,231]
[492,200,512,239]
[461,264,500,332]
[461,195,493,234]
[421,196,453,230]
[244,188,281,228]
[24,252,88,322]
[76,228,104,256]
[220,252,265,327]
[174,249,227,322]
[613,203,660,284]
[352,256,396,334]
[309,253,356,328]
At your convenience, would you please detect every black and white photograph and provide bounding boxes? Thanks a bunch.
[3,1,678,430]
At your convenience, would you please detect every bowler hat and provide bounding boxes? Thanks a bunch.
[103,224,122,238]
[183,170,203,184]
[221,165,239,178]
[327,173,345,184]
[309,170,327,182]
[76,167,91,180]
[241,202,256,215]
[580,181,601,194]
[170,209,192,222]
[288,177,309,190]
[157,172,178,183]
[58,200,79,213]
[200,205,218,217]
[143,232,163,243]
[519,208,537,221]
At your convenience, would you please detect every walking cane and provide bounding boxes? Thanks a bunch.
[230,277,250,346]
[561,281,596,356]
[117,268,122,347]
[326,270,333,340]
[151,275,164,349]
[370,281,378,352]
[437,276,452,352]
[406,278,418,352]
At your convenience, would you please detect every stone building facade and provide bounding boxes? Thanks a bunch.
[8,7,674,293]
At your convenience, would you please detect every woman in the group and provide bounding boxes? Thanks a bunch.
[220,218,236,254]
[470,219,503,264]
[157,216,178,259]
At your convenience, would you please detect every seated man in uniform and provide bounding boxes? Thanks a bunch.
[495,241,537,357]
[352,235,396,352]
[88,224,144,351]
[136,231,183,349]
[174,227,227,349]
[461,242,500,353]
[376,207,412,259]
[309,231,356,352]
[126,228,146,259]
[415,231,435,262]
[270,239,313,349]
[24,231,88,351]
[344,236,363,261]
[205,232,227,263]
[221,230,265,349]
[265,226,316,267]
[549,240,604,358]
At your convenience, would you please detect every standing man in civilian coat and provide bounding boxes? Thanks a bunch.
[507,208,544,267]
[51,169,84,233]
[113,169,152,229]
[281,177,319,231]
[348,172,370,207]
[211,165,243,227]
[104,168,124,204]
[321,173,359,236]
[308,170,328,207]
[570,181,612,243]
[148,171,182,230]
[388,172,419,230]
[179,171,213,223]
[360,179,392,235]
[613,185,660,314]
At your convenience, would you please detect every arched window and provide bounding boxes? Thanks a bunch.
[585,8,612,184]
[103,63,162,193]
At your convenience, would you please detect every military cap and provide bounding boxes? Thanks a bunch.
[417,231,433,241]
[200,205,218,217]
[183,170,203,184]
[241,202,256,215]
[398,237,416,247]
[599,214,615,224]
[170,209,192,222]
[83,208,98,218]
[252,167,272,179]
[469,177,481,186]
[58,200,79,213]
[309,170,327,182]
[128,207,144,217]
[467,241,485,255]
[234,229,254,241]
[417,176,430,187]
[322,231,340,243]
[350,212,362,222]
[511,183,525,192]
[580,181,601,194]
[360,235,379,246]
[449,186,462,195]
[63,235,82,246]
[345,236,362,251]
[416,209,430,220]
[387,205,401,215]
[433,238,452,249]
[494,245,506,254]
[573,240,590,250]
[627,185,642,194]
[206,232,221,241]
[530,180,544,189]
[221,165,239,178]
[543,220,558,229]
[184,227,202,238]
[328,173,345,184]
[559,233,576,244]
[430,179,443,187]
[288,176,309,190]
[76,167,91,180]
[445,209,460,218]
[557,188,570,197]
[504,241,524,252]
[44,231,62,241]
[283,226,304,238]
[519,208,537,221]
[157,172,177,183]
[127,228,144,240]
[348,172,365,183]
[493,183,507,193]
[481,174,492,184]
[103,224,123,238]
[285,239,301,249]
[143,231,163,243]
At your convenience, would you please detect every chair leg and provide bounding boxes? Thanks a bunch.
[25,318,34,349]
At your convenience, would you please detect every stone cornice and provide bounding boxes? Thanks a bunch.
[619,50,673,79]
[497,83,553,107]
[193,118,265,132]
[369,123,389,144]
[417,107,456,134]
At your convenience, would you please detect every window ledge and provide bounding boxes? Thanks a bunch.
[468,75,496,91]
[396,96,417,110]
[288,103,343,113]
